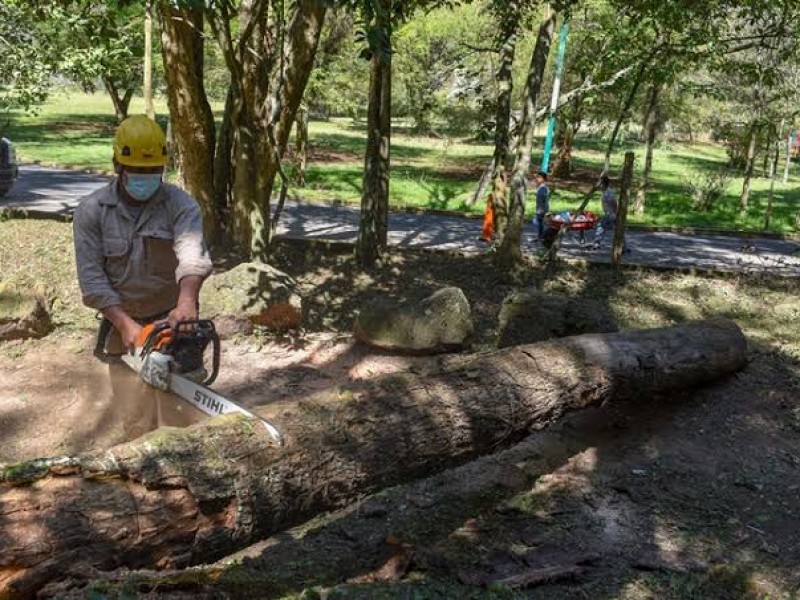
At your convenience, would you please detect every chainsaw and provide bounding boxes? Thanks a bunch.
[121,319,283,445]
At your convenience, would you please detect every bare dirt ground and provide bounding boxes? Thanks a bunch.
[2,222,800,598]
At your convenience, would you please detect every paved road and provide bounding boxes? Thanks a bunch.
[3,165,799,276]
[2,165,110,216]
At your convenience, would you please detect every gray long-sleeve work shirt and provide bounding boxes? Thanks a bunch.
[73,179,213,319]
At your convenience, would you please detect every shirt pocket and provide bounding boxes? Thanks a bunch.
[142,229,178,280]
[102,238,130,283]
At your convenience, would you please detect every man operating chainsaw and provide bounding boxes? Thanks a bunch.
[73,115,213,375]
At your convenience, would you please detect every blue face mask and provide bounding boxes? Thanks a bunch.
[124,173,162,201]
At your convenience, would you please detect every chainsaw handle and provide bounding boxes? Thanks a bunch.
[137,321,173,357]
[173,319,220,386]
[135,319,220,387]
[171,319,220,385]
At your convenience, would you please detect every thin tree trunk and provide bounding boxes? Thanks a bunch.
[205,0,327,261]
[103,79,132,124]
[633,83,661,215]
[495,11,557,270]
[783,132,792,184]
[468,162,494,207]
[613,151,634,265]
[356,4,392,268]
[213,88,234,237]
[489,17,519,238]
[764,135,780,230]
[740,120,758,212]
[552,116,578,178]
[602,58,650,174]
[293,103,309,187]
[159,3,218,244]
[0,320,747,599]
[144,0,155,120]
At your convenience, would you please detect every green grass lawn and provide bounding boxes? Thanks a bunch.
[6,90,800,233]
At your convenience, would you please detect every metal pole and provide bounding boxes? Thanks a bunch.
[540,20,569,173]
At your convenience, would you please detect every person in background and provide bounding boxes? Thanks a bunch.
[532,171,550,241]
[592,174,628,252]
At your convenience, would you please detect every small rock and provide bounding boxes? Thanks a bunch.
[631,469,648,476]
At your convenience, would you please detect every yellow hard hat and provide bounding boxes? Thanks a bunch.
[113,115,168,167]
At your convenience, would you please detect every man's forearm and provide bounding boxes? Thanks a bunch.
[176,275,204,308]
[101,305,138,337]
[101,305,135,330]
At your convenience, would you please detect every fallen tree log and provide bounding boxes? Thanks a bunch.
[0,319,747,599]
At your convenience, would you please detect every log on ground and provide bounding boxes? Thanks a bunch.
[0,319,747,599]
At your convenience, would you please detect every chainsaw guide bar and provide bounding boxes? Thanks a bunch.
[121,319,284,445]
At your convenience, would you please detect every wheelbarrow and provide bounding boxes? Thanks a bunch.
[541,211,599,248]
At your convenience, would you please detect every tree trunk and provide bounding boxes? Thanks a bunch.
[739,120,758,212]
[144,0,155,120]
[633,83,661,215]
[552,119,576,179]
[764,135,780,230]
[213,88,234,237]
[103,79,133,124]
[159,3,218,244]
[163,0,325,257]
[783,132,792,185]
[0,320,747,599]
[356,4,392,268]
[613,151,635,265]
[489,14,520,240]
[293,104,309,187]
[495,11,557,270]
[602,58,650,174]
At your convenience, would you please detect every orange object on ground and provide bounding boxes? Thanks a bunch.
[481,194,495,241]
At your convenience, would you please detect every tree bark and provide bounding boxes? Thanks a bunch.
[613,151,635,266]
[602,58,650,174]
[356,2,392,268]
[739,120,759,212]
[159,3,218,244]
[103,78,133,124]
[0,319,747,599]
[764,134,780,230]
[495,11,557,270]
[293,104,309,187]
[633,83,661,215]
[162,0,325,258]
[552,116,578,179]
[489,9,520,239]
[213,88,234,237]
[144,0,155,121]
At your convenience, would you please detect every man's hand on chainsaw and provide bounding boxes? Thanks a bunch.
[167,298,198,331]
[121,320,143,350]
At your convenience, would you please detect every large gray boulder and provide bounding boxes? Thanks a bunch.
[497,288,618,348]
[200,263,302,338]
[0,281,51,341]
[354,287,473,354]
